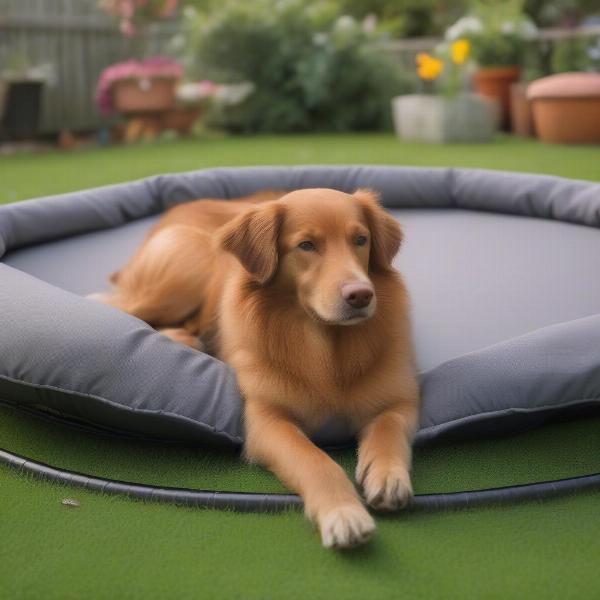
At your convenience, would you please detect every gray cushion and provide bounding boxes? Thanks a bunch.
[1,166,600,446]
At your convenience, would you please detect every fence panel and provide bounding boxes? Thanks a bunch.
[0,0,177,133]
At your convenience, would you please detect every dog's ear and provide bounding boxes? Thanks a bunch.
[354,188,403,272]
[219,203,285,284]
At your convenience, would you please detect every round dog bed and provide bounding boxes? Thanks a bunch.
[1,166,600,454]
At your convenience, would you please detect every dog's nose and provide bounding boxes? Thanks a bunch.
[341,282,373,309]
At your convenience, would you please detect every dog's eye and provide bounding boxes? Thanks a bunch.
[298,241,316,252]
[355,235,368,247]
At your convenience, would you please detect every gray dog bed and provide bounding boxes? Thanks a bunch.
[1,166,600,449]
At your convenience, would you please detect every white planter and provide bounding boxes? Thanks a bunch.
[391,93,496,143]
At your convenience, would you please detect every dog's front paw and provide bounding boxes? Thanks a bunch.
[357,461,413,511]
[318,504,376,550]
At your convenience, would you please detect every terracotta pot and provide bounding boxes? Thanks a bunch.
[510,82,535,137]
[473,67,521,130]
[530,99,600,144]
[527,73,600,144]
[112,77,177,114]
[163,106,202,135]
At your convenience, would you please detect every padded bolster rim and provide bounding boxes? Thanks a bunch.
[0,375,243,446]
[1,166,599,258]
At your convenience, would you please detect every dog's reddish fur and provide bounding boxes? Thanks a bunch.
[93,188,420,549]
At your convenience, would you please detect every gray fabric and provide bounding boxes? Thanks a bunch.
[393,209,600,370]
[1,166,600,446]
[0,264,242,446]
[2,166,600,258]
[418,314,600,442]
[6,209,600,373]
[4,216,159,295]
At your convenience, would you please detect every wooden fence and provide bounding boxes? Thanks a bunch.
[0,0,177,133]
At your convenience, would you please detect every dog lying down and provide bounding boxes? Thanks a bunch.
[92,188,420,549]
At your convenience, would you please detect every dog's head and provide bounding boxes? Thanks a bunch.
[220,188,402,326]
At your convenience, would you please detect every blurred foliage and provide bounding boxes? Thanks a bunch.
[551,38,596,72]
[180,0,414,133]
[335,0,467,37]
[452,0,536,67]
[524,0,600,27]
[183,0,600,37]
[469,32,530,66]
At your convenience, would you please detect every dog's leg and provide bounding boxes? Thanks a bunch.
[92,225,213,327]
[355,403,418,511]
[245,401,375,549]
[158,327,204,351]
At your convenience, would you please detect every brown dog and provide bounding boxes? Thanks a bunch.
[93,188,420,549]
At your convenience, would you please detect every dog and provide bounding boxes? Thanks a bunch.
[93,188,420,549]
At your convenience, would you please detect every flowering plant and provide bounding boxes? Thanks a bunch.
[175,81,255,107]
[445,1,537,68]
[415,38,472,97]
[175,80,219,106]
[95,56,183,115]
[98,0,178,37]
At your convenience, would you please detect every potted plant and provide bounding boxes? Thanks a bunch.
[509,77,535,137]
[164,80,218,134]
[446,1,537,130]
[96,0,181,118]
[527,73,600,144]
[511,36,599,139]
[392,38,496,143]
[96,57,183,116]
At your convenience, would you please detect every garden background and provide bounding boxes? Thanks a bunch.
[1,1,599,599]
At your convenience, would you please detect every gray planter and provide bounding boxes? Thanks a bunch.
[391,93,496,143]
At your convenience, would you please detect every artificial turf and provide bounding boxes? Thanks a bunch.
[1,133,600,599]
[1,133,600,205]
[1,470,599,600]
[1,405,599,496]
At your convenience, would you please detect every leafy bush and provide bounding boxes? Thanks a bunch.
[180,0,414,133]
[469,31,529,67]
[551,38,593,73]
[446,1,537,68]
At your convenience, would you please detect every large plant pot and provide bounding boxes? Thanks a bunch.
[473,67,520,130]
[391,94,496,143]
[510,82,535,137]
[112,77,177,114]
[527,73,600,144]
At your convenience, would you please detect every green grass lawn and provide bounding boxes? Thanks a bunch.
[1,133,600,599]
[1,133,599,204]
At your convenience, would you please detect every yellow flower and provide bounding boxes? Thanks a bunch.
[416,53,444,81]
[451,39,470,65]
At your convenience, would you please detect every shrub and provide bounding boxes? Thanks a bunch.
[180,0,414,133]
[551,38,594,73]
[446,1,537,68]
